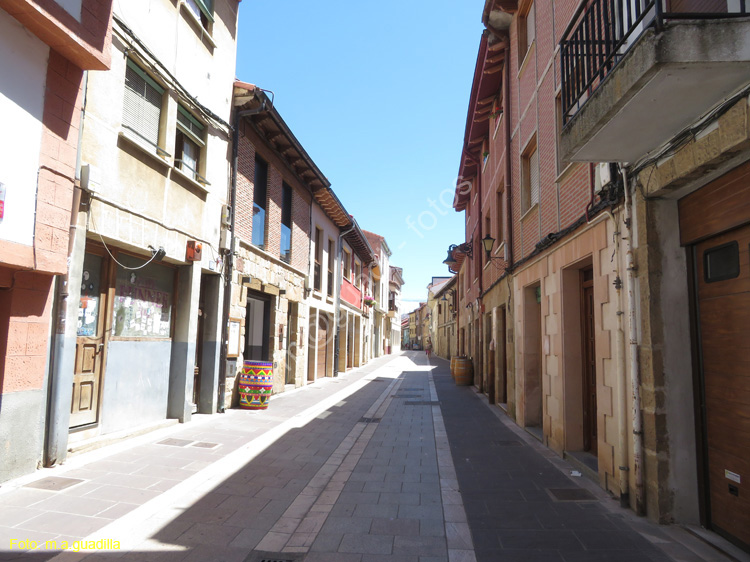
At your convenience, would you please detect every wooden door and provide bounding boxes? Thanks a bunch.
[695,224,750,548]
[317,314,329,378]
[581,269,597,454]
[71,253,107,428]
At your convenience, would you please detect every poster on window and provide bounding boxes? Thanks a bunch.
[112,255,173,338]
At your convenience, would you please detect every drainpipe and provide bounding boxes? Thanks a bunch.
[621,165,645,514]
[333,220,355,376]
[45,70,89,467]
[218,96,267,412]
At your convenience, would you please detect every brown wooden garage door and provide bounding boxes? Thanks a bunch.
[694,224,750,548]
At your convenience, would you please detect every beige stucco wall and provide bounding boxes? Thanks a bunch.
[81,2,236,268]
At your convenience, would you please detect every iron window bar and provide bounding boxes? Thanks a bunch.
[174,159,210,185]
[560,0,748,126]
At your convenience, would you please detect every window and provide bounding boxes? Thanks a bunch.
[327,239,334,297]
[314,228,322,291]
[522,137,539,214]
[252,157,268,248]
[123,60,165,154]
[112,255,173,339]
[496,188,504,246]
[519,1,535,64]
[343,249,351,280]
[175,105,206,183]
[354,260,361,289]
[280,182,292,263]
[704,241,740,283]
[185,0,213,30]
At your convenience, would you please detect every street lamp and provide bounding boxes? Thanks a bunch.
[481,234,509,270]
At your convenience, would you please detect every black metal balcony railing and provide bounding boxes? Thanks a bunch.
[560,0,748,125]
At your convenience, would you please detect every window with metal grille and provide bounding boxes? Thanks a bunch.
[175,105,206,183]
[280,182,292,263]
[123,60,164,152]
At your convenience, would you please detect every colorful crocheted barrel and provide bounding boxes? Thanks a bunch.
[239,360,274,410]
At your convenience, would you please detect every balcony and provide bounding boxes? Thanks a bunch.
[559,0,750,163]
[341,278,362,308]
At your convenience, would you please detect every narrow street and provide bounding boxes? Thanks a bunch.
[0,352,744,562]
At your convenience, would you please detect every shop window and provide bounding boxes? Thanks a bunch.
[175,104,207,184]
[112,255,173,338]
[704,241,740,283]
[122,60,166,155]
[253,157,268,249]
[280,182,292,263]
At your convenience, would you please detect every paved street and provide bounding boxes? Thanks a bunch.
[0,352,745,562]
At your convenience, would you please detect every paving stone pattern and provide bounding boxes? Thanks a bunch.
[430,355,675,562]
[0,352,743,562]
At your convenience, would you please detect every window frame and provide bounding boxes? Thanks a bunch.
[280,182,293,264]
[327,239,335,297]
[122,59,167,157]
[175,104,208,184]
[252,156,268,249]
[521,135,539,215]
[518,0,535,66]
[314,227,322,292]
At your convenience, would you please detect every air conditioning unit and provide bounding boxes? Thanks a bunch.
[594,163,615,193]
[221,205,232,227]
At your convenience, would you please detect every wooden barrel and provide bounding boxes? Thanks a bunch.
[454,357,473,386]
[450,356,457,379]
[239,360,274,410]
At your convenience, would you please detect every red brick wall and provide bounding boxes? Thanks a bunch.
[291,183,311,273]
[235,123,312,273]
[267,167,282,257]
[235,125,256,244]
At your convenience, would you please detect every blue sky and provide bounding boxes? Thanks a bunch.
[236,2,483,310]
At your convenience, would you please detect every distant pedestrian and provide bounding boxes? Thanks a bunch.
[425,340,432,359]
